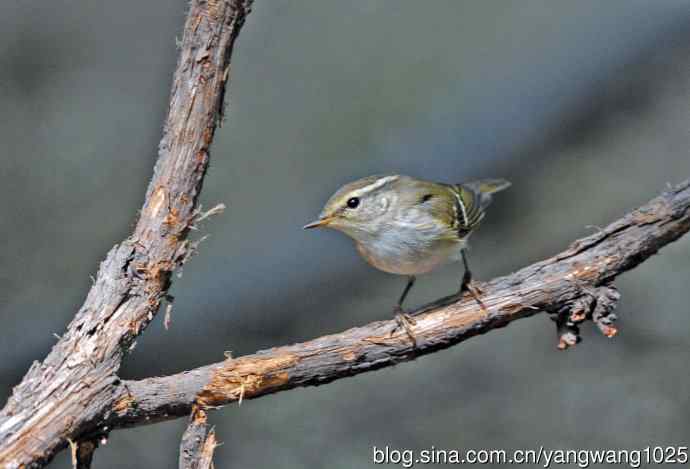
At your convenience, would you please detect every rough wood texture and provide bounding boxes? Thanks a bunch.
[179,407,216,469]
[0,1,252,467]
[104,180,690,429]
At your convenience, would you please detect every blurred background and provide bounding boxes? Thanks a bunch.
[1,1,690,467]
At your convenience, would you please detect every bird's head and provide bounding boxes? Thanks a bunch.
[303,175,403,240]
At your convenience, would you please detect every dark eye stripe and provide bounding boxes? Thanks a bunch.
[420,194,433,203]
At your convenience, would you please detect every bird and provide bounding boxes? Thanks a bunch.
[304,174,510,343]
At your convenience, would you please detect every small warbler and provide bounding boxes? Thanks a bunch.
[304,174,510,342]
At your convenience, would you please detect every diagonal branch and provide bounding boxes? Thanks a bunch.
[0,1,253,467]
[106,179,690,430]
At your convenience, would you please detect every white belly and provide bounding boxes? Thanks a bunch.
[356,230,466,275]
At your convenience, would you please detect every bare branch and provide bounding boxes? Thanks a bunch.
[179,407,217,469]
[0,1,253,467]
[105,180,690,429]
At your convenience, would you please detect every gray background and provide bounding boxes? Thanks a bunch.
[1,1,689,468]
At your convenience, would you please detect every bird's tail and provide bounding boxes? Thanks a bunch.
[462,178,511,211]
[465,178,511,195]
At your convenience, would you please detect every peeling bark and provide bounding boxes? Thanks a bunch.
[104,180,690,429]
[0,1,253,467]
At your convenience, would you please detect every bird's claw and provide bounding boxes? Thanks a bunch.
[459,281,488,313]
[391,306,417,346]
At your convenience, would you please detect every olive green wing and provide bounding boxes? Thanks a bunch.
[405,182,464,242]
[406,178,510,240]
[450,178,511,235]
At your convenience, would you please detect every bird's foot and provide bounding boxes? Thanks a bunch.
[392,306,417,346]
[459,281,487,313]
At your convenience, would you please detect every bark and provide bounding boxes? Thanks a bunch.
[0,1,253,467]
[69,439,98,469]
[102,180,690,429]
[179,407,216,469]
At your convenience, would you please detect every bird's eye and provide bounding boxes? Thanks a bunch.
[346,197,360,209]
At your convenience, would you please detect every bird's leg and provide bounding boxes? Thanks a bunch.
[392,275,417,344]
[459,250,487,312]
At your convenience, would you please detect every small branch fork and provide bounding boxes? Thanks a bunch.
[102,180,690,431]
[550,284,620,350]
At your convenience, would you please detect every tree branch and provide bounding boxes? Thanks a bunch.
[0,1,253,467]
[106,179,690,429]
[179,407,217,469]
[68,438,98,469]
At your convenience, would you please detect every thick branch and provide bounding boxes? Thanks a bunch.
[108,180,690,429]
[179,407,216,469]
[0,1,252,467]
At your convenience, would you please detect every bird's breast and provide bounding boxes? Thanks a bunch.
[355,227,465,275]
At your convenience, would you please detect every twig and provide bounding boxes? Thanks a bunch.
[68,438,98,469]
[179,407,217,469]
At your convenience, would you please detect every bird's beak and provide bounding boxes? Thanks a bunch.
[303,217,334,230]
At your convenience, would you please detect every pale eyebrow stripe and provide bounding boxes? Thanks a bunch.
[351,175,400,198]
